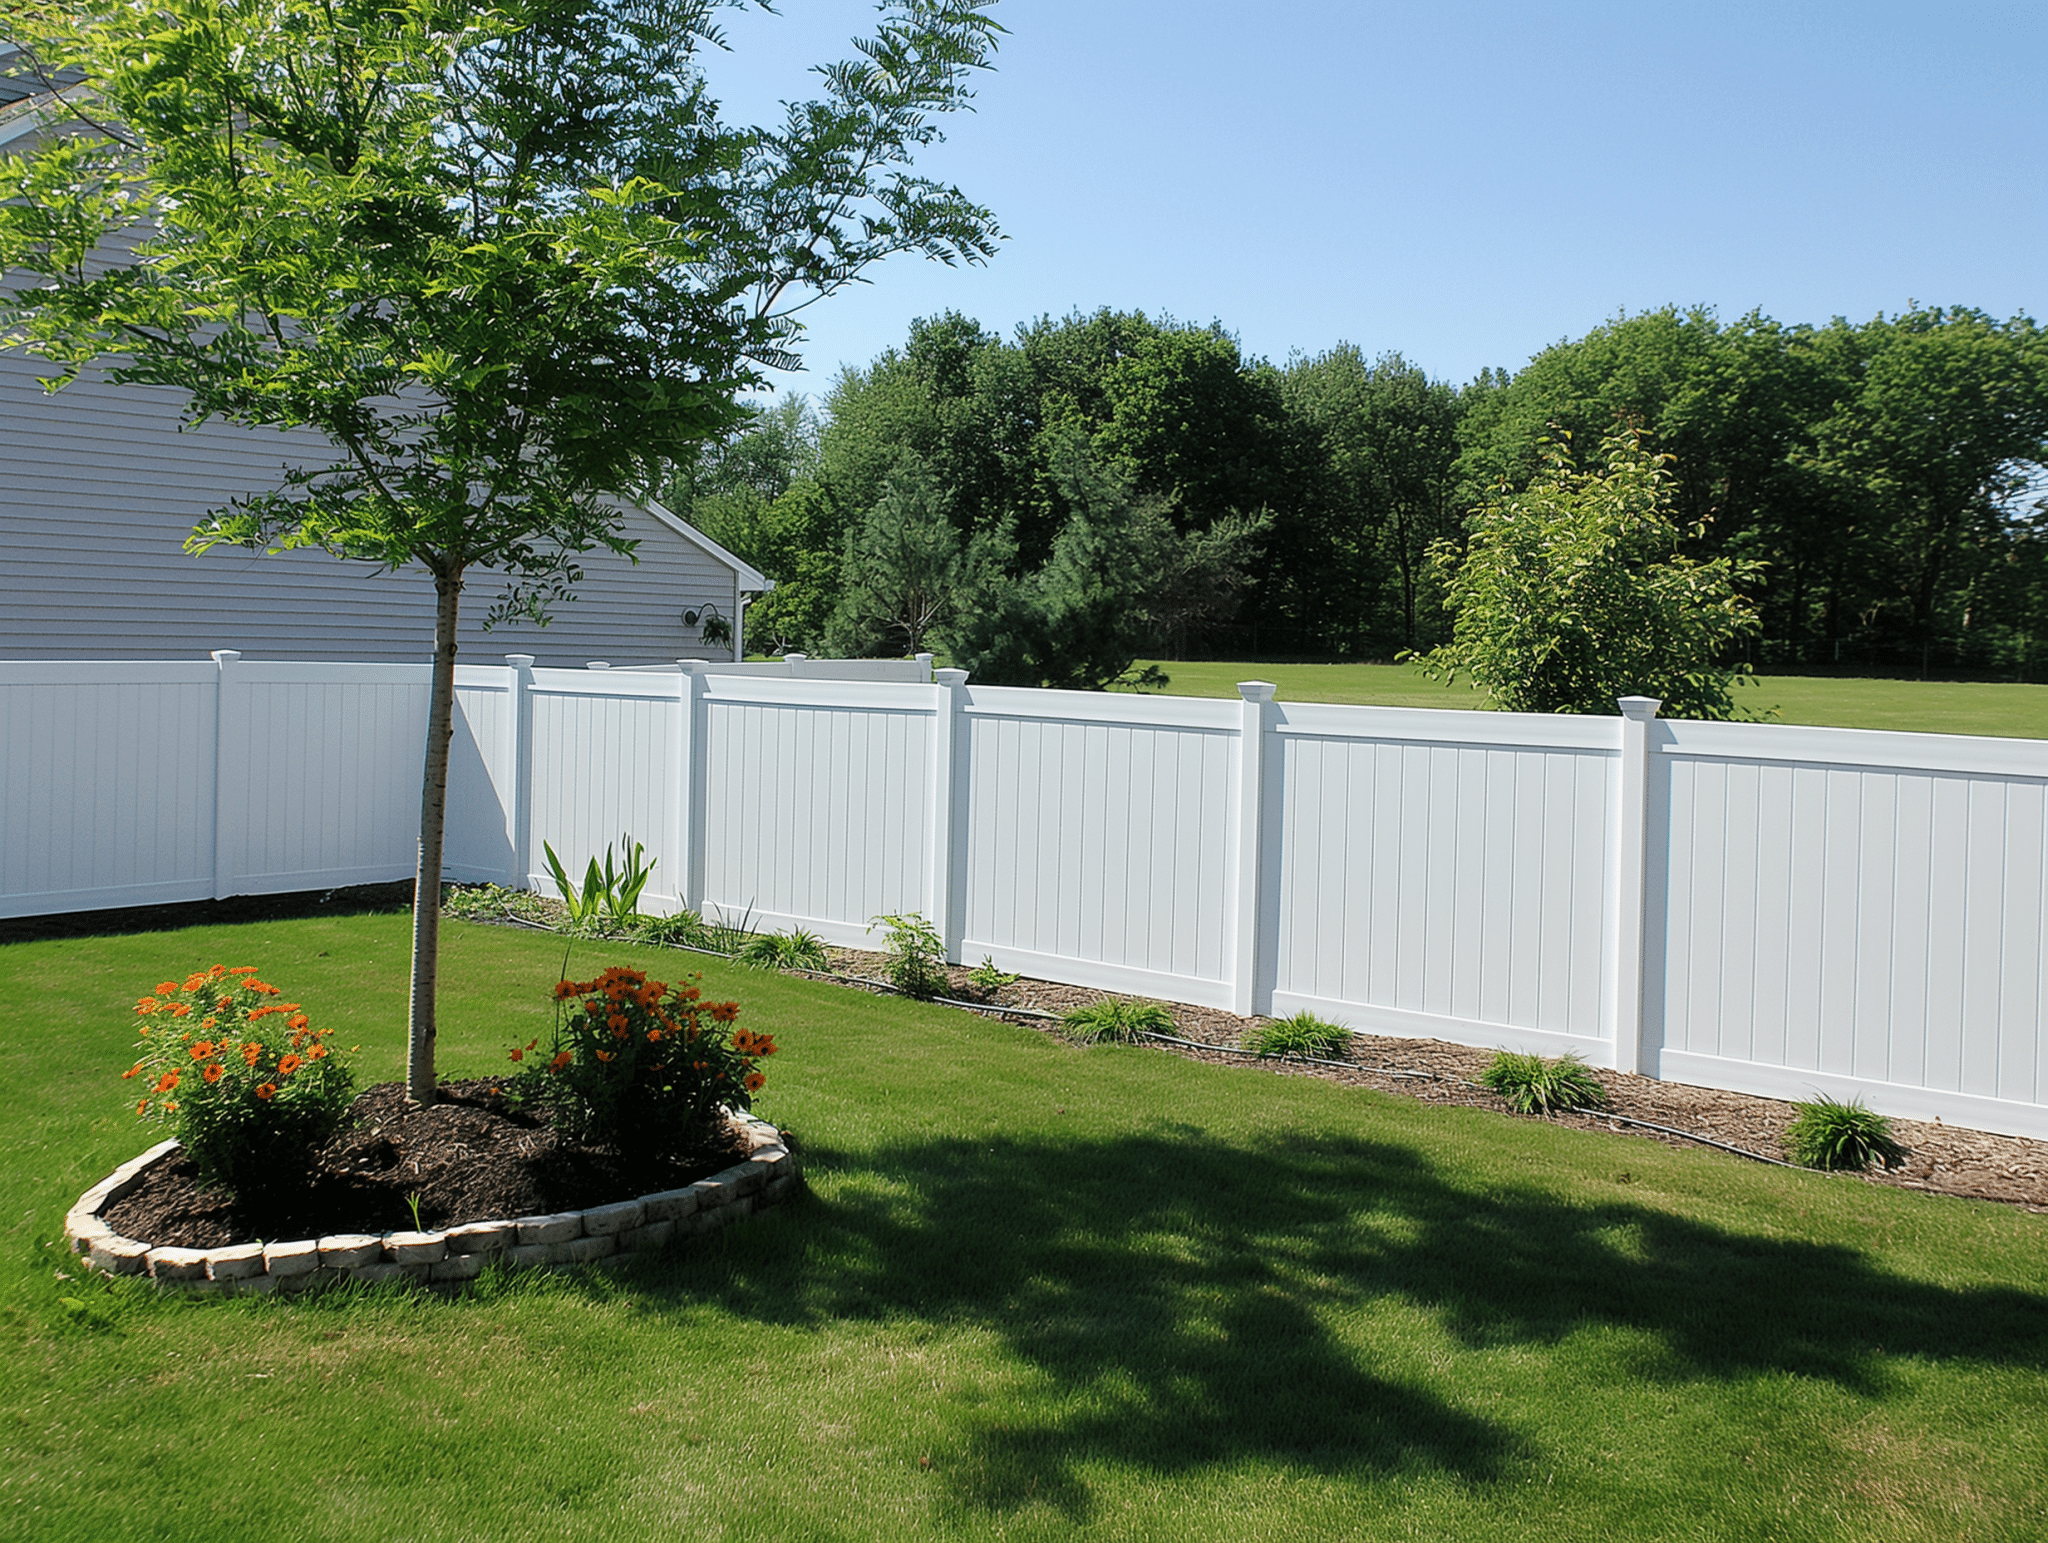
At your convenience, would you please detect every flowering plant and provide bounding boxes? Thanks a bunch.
[511,965,771,1165]
[125,965,355,1202]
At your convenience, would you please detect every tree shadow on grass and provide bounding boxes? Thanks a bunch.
[614,1126,2048,1522]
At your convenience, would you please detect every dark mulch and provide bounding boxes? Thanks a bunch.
[101,1078,750,1250]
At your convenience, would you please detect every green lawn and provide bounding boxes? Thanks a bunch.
[6,911,2047,1541]
[1128,660,2048,739]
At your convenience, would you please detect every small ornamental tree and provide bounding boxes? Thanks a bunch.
[0,0,1002,1102]
[1412,427,1764,718]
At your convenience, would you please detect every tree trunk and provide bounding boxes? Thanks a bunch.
[408,564,464,1105]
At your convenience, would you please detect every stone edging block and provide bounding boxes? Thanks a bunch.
[65,1111,799,1296]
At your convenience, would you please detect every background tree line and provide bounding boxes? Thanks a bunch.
[667,303,2048,684]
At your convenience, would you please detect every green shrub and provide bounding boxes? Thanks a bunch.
[125,965,356,1206]
[968,955,1020,994]
[870,912,948,1000]
[738,928,832,973]
[1784,1095,1907,1171]
[1061,999,1176,1044]
[1477,1050,1608,1114]
[513,964,772,1166]
[627,909,713,950]
[1240,1011,1351,1059]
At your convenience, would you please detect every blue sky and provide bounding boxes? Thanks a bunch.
[708,0,2046,395]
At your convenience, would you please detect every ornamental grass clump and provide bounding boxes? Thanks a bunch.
[1477,1050,1608,1115]
[1061,999,1176,1044]
[512,965,772,1167]
[1241,1011,1351,1060]
[124,965,355,1204]
[1784,1095,1908,1171]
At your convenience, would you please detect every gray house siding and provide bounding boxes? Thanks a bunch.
[0,345,762,666]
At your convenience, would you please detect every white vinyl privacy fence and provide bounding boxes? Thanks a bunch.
[5,652,2046,1139]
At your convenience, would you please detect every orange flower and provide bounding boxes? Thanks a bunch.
[184,973,208,992]
[277,1054,302,1077]
[203,1064,223,1084]
[554,980,576,1000]
[606,1013,627,1031]
[217,996,233,1010]
[155,981,179,996]
[189,1040,215,1059]
[681,986,701,1002]
[288,1014,309,1031]
[281,1003,301,1012]
[308,1043,328,1060]
[249,982,280,996]
[595,1049,613,1062]
[744,1071,765,1092]
[708,1002,738,1024]
[230,966,257,975]
[584,999,605,1016]
[135,997,158,1014]
[136,1098,149,1115]
[242,1043,262,1066]
[646,1028,663,1043]
[254,1083,276,1101]
[550,1050,572,1072]
[169,1002,192,1018]
[201,1017,217,1031]
[208,964,228,979]
[154,1071,179,1093]
[122,1064,142,1080]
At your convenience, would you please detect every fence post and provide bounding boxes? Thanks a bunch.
[929,668,970,961]
[1231,682,1277,1016]
[210,650,244,900]
[503,655,535,889]
[1611,695,1662,1075]
[784,652,806,676]
[915,651,934,683]
[674,662,708,914]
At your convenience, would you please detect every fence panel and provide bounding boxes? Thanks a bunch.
[0,661,220,916]
[1652,721,2048,1132]
[227,661,427,894]
[958,688,1240,1005]
[1266,705,1618,1057]
[523,667,682,909]
[698,676,936,943]
[444,666,517,884]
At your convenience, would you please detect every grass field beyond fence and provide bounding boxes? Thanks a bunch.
[1127,661,2048,739]
[5,911,2047,1541]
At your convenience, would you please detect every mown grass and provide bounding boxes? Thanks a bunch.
[1127,660,2048,739]
[5,910,2047,1541]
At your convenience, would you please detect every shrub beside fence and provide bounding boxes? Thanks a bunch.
[3,652,2044,1139]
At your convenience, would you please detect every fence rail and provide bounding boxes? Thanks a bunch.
[5,653,2045,1139]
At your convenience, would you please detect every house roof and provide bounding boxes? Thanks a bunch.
[0,42,83,147]
[640,496,771,593]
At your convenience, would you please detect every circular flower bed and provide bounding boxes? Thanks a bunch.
[64,1106,800,1294]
